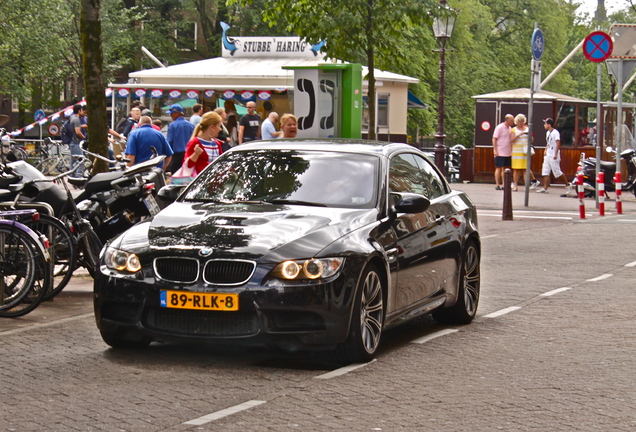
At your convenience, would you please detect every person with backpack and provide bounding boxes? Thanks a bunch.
[69,104,87,171]
[121,107,141,138]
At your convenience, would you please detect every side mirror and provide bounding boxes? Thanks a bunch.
[391,192,430,214]
[157,184,186,204]
[606,146,614,153]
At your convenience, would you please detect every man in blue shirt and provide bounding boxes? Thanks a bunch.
[166,103,195,173]
[125,116,173,170]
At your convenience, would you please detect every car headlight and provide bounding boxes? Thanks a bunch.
[104,246,142,273]
[271,258,344,281]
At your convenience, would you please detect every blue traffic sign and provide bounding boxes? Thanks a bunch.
[583,31,613,63]
[532,28,544,61]
[34,109,45,122]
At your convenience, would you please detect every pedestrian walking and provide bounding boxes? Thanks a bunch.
[537,118,571,194]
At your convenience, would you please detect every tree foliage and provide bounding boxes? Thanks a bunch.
[236,0,439,139]
[2,0,636,150]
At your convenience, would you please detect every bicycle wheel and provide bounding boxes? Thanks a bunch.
[23,215,77,300]
[36,157,62,176]
[0,224,49,317]
[10,146,27,161]
[78,226,103,278]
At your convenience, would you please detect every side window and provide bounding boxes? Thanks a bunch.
[413,154,446,199]
[389,153,446,200]
[389,153,426,195]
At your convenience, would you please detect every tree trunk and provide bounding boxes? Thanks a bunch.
[366,0,376,140]
[81,0,109,173]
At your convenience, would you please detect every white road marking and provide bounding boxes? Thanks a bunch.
[0,313,93,336]
[483,306,521,318]
[411,328,458,344]
[183,400,267,425]
[625,260,636,267]
[586,274,613,282]
[617,220,636,223]
[480,234,499,239]
[540,287,572,297]
[314,359,376,379]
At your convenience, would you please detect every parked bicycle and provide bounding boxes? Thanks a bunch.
[34,137,71,176]
[34,164,103,278]
[0,129,27,164]
[0,159,103,280]
[0,208,51,318]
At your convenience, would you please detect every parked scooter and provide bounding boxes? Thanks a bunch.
[0,152,166,242]
[573,146,636,198]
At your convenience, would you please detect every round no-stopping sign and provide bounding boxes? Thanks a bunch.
[48,123,60,136]
[583,31,613,63]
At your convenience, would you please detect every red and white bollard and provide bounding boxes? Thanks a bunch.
[615,171,623,215]
[577,172,585,219]
[597,171,605,216]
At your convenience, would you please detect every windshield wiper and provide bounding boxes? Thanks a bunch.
[264,199,327,207]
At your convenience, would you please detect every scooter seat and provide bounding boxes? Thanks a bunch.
[599,160,616,170]
[84,171,126,195]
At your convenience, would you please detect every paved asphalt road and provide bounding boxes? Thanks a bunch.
[1,182,635,431]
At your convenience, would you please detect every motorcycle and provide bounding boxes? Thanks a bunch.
[0,152,166,242]
[573,146,636,198]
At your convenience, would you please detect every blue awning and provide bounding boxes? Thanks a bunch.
[408,90,428,109]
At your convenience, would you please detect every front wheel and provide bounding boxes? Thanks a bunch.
[433,241,480,325]
[78,227,103,277]
[337,264,384,364]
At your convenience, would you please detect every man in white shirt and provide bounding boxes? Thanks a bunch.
[261,112,281,140]
[538,118,571,194]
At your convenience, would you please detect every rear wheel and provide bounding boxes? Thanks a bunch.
[24,215,77,300]
[0,225,49,317]
[337,264,384,364]
[433,241,480,325]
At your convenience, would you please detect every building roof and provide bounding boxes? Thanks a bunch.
[472,88,594,104]
[111,57,418,90]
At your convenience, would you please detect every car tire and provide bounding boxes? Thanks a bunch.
[337,264,384,364]
[433,240,480,325]
[100,330,153,349]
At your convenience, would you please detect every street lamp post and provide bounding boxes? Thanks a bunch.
[432,0,458,175]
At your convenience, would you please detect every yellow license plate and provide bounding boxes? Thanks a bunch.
[160,290,238,311]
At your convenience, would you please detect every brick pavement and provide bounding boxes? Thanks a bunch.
[1,182,636,431]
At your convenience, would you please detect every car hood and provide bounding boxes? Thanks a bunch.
[145,201,377,261]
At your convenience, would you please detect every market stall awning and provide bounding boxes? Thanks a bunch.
[407,90,428,109]
[161,99,198,110]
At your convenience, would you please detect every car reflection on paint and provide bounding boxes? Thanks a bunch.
[94,139,480,364]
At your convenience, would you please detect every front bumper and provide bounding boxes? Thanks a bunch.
[93,260,361,349]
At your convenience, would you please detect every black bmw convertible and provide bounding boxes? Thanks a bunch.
[94,139,480,363]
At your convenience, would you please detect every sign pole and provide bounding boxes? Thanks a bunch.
[525,24,543,207]
[582,30,613,208]
[596,62,601,209]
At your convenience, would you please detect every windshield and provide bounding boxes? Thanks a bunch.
[181,149,378,208]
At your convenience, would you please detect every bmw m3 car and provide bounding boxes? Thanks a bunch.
[94,139,480,363]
